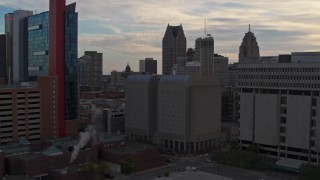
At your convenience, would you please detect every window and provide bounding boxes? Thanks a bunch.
[311,129,316,137]
[280,136,286,143]
[312,98,317,107]
[311,140,315,147]
[311,119,316,127]
[281,107,287,114]
[312,109,316,117]
[280,126,286,133]
[281,97,287,104]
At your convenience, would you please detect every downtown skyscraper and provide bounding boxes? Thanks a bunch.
[26,0,79,137]
[162,24,186,75]
[239,25,260,63]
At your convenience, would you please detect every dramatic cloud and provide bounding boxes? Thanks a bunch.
[1,0,320,73]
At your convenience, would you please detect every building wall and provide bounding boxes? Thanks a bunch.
[238,62,320,163]
[286,95,311,149]
[13,10,33,83]
[5,13,13,83]
[0,87,41,144]
[64,11,79,120]
[195,37,214,76]
[254,94,279,146]
[158,80,188,142]
[139,58,157,74]
[125,75,158,142]
[214,55,228,86]
[79,51,103,90]
[37,76,59,140]
[0,34,6,81]
[239,93,254,142]
[162,25,186,75]
[27,12,50,80]
[189,84,221,142]
[158,76,221,152]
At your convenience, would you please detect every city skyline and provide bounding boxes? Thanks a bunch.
[1,0,320,74]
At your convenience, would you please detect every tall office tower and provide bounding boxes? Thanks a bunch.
[26,0,78,137]
[27,12,50,80]
[13,10,33,83]
[139,57,157,74]
[0,34,6,84]
[195,36,214,76]
[79,51,103,90]
[158,75,221,153]
[5,13,13,84]
[239,25,260,63]
[162,24,186,75]
[64,2,79,121]
[214,54,228,86]
[125,75,159,143]
[238,52,320,164]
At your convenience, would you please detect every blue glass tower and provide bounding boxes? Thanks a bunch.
[26,3,79,121]
[27,12,50,81]
[64,4,79,120]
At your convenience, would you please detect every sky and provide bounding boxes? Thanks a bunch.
[1,0,320,74]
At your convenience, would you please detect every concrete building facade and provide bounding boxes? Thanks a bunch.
[78,51,103,90]
[139,57,157,74]
[214,54,228,86]
[103,108,125,134]
[195,36,214,76]
[158,75,221,153]
[5,13,13,84]
[238,60,320,164]
[0,34,5,83]
[0,86,41,144]
[12,10,33,83]
[125,75,159,143]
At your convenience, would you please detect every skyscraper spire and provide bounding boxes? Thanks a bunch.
[249,24,251,32]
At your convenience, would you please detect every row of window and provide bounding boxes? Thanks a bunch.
[239,67,320,73]
[239,82,320,89]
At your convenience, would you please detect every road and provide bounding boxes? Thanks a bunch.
[115,155,296,180]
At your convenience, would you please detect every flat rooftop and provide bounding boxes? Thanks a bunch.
[158,171,232,180]
[105,142,155,154]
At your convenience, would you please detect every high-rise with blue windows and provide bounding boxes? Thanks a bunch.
[26,0,79,137]
[27,12,50,81]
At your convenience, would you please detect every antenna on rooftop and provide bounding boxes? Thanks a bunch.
[204,18,207,35]
[249,24,251,32]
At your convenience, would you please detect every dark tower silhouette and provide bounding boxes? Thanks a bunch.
[239,24,260,63]
[162,24,186,75]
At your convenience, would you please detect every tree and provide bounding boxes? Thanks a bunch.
[80,162,98,174]
[97,161,109,176]
[80,161,110,180]
[121,155,135,175]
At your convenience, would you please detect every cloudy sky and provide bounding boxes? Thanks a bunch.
[1,0,320,74]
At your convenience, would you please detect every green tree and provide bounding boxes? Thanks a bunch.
[80,162,98,174]
[97,161,109,176]
[122,155,135,175]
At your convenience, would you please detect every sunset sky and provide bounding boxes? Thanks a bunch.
[1,0,320,74]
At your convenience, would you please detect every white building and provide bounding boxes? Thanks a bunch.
[238,56,320,164]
